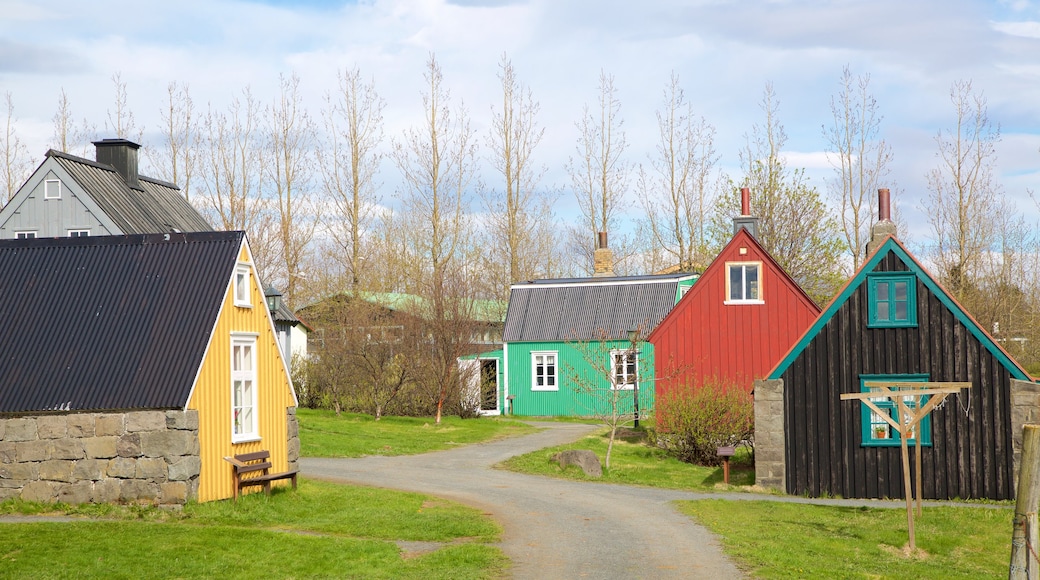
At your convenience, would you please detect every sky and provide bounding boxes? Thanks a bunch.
[2,0,1040,251]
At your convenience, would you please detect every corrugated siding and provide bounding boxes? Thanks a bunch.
[651,229,820,396]
[781,250,1015,500]
[507,341,655,417]
[188,243,295,502]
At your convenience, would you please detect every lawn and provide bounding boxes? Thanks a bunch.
[499,428,755,491]
[299,408,537,457]
[0,479,507,579]
[678,499,1011,579]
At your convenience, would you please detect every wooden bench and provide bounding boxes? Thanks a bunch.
[224,450,298,502]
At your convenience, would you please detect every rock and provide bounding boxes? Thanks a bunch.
[550,450,602,478]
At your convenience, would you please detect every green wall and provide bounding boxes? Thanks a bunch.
[506,340,655,417]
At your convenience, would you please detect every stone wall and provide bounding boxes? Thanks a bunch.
[753,379,786,491]
[1011,379,1040,484]
[0,409,201,505]
[286,406,300,473]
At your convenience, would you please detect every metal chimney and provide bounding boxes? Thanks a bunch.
[593,231,614,277]
[93,139,143,191]
[733,187,759,237]
[865,188,897,259]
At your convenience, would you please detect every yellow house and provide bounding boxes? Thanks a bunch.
[0,231,297,505]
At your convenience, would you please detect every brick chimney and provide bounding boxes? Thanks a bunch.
[94,139,143,191]
[865,188,897,258]
[593,232,614,277]
[732,187,759,237]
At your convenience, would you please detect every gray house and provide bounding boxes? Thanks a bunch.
[0,139,211,238]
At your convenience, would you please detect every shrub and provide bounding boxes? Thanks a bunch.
[652,382,754,466]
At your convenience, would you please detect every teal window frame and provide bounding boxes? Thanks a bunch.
[867,273,916,328]
[859,374,931,447]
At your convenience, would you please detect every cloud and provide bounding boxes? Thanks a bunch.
[0,40,87,74]
[992,20,1040,38]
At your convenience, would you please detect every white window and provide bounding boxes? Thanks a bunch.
[68,230,90,237]
[231,335,258,442]
[44,179,61,199]
[611,349,638,390]
[233,264,251,307]
[726,262,763,303]
[531,351,558,391]
[15,231,36,239]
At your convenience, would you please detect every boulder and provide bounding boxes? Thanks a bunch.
[551,449,602,478]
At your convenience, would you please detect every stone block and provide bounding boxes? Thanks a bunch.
[21,480,58,502]
[96,415,125,437]
[73,459,107,481]
[117,434,141,457]
[0,442,16,463]
[126,411,166,433]
[37,416,68,439]
[0,419,5,440]
[0,478,27,489]
[160,481,188,504]
[108,457,137,479]
[0,463,36,480]
[167,457,201,482]
[136,457,166,480]
[287,437,300,462]
[93,479,121,503]
[84,437,118,459]
[67,415,96,438]
[17,440,48,462]
[4,418,38,442]
[49,439,85,461]
[57,481,94,505]
[121,480,159,502]
[141,430,195,459]
[166,410,199,431]
[39,460,74,483]
[0,488,19,501]
[550,449,602,477]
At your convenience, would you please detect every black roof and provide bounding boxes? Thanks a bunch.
[48,150,213,234]
[0,232,244,414]
[503,274,693,342]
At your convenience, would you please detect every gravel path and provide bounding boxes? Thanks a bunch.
[301,422,745,579]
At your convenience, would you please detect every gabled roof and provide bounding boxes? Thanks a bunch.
[503,272,697,342]
[768,235,1032,381]
[0,232,244,414]
[46,150,212,234]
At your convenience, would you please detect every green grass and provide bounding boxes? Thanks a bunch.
[499,429,755,491]
[0,479,507,579]
[298,408,537,457]
[678,500,1011,579]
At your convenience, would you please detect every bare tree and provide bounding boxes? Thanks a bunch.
[50,90,97,158]
[1,92,31,203]
[824,66,893,265]
[106,72,142,143]
[319,66,385,290]
[266,72,319,307]
[567,71,629,248]
[156,82,199,200]
[637,73,719,272]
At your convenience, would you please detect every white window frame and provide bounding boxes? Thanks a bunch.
[725,261,764,304]
[231,333,260,443]
[610,349,638,390]
[68,229,90,237]
[15,231,37,239]
[233,264,252,308]
[44,179,61,199]
[531,351,558,391]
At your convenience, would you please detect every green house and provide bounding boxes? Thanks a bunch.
[501,273,697,417]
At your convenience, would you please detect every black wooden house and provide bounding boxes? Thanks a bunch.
[761,233,1034,501]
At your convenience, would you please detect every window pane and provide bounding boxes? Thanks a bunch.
[876,302,890,321]
[894,281,907,301]
[242,345,253,371]
[876,282,889,301]
[746,266,759,299]
[895,301,908,321]
[730,266,742,300]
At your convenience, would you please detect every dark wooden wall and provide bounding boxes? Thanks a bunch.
[781,251,1015,500]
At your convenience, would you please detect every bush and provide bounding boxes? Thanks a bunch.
[652,382,754,466]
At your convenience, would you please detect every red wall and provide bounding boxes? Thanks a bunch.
[650,229,820,396]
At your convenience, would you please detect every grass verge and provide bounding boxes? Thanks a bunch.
[499,429,755,491]
[677,499,1011,579]
[0,479,506,579]
[298,409,537,457]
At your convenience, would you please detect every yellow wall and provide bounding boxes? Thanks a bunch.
[187,243,297,502]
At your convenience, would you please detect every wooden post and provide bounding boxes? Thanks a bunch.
[899,417,916,551]
[915,396,923,517]
[1011,425,1040,580]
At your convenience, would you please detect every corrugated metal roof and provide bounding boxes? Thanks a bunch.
[49,150,213,234]
[503,274,693,342]
[0,232,243,414]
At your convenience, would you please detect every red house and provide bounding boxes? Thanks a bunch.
[649,191,820,396]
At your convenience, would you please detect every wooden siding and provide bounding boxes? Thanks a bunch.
[780,251,1015,500]
[188,243,296,502]
[507,341,655,417]
[651,229,819,396]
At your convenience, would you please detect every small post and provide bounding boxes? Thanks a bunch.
[1010,425,1040,580]
[717,446,736,484]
